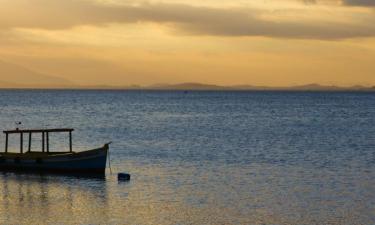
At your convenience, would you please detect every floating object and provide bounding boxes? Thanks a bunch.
[0,128,110,174]
[118,173,131,181]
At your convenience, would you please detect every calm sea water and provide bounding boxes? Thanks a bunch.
[0,90,374,225]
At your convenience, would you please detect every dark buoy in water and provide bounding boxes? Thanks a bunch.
[118,173,131,181]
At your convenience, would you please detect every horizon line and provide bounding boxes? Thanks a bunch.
[0,82,374,91]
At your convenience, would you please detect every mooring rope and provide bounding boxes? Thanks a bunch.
[105,142,113,175]
[108,147,113,175]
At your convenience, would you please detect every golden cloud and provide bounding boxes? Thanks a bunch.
[0,0,375,39]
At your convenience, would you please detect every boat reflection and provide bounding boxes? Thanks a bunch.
[0,172,110,224]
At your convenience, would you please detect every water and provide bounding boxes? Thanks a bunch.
[0,90,374,225]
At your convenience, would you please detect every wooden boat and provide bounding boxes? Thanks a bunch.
[0,128,109,174]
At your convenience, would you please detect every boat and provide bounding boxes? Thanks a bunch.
[0,128,109,174]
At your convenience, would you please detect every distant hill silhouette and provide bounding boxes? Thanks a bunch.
[145,82,374,91]
[0,62,373,91]
[149,83,225,90]
[0,61,74,88]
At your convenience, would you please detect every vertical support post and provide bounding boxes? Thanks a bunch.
[46,132,49,153]
[28,132,32,152]
[20,132,23,154]
[69,131,72,152]
[42,132,45,153]
[5,133,8,153]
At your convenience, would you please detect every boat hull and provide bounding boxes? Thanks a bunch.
[0,144,108,174]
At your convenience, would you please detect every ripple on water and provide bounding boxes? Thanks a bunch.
[0,90,374,224]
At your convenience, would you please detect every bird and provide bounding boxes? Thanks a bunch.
[15,121,22,130]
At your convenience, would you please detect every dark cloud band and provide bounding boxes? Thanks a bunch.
[342,0,375,6]
[1,0,375,40]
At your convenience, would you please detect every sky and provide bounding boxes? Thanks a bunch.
[0,0,375,87]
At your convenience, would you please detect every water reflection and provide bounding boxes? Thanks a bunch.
[0,172,109,224]
[0,160,373,225]
[0,91,374,224]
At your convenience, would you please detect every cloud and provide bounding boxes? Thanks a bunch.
[342,0,375,6]
[1,0,375,39]
[300,0,375,7]
[302,0,317,4]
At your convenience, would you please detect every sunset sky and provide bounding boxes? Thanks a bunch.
[0,0,375,87]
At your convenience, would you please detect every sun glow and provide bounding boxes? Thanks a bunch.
[0,0,375,87]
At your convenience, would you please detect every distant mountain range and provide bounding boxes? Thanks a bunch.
[0,61,374,91]
[74,82,375,91]
[143,83,375,91]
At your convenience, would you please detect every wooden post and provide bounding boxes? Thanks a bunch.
[20,133,23,154]
[5,133,8,153]
[28,132,32,152]
[42,132,45,153]
[46,132,49,153]
[69,131,72,152]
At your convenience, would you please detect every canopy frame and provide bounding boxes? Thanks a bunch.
[3,128,74,153]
